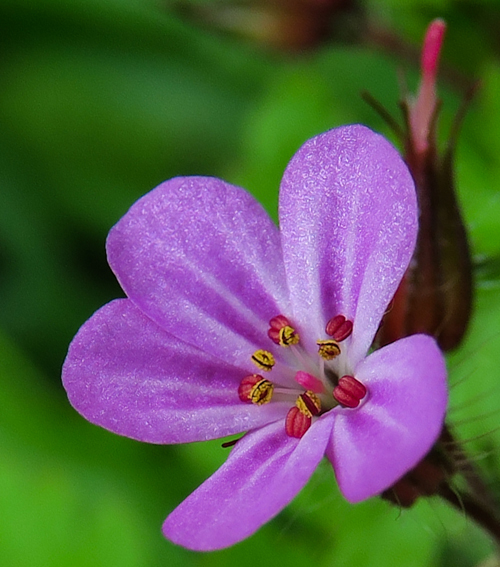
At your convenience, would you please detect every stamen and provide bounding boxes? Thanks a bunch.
[268,315,299,346]
[294,370,324,393]
[317,339,341,360]
[325,315,353,342]
[251,349,275,371]
[296,391,321,417]
[238,374,274,405]
[285,407,312,438]
[333,375,367,408]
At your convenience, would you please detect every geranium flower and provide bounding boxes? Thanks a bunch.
[62,124,447,551]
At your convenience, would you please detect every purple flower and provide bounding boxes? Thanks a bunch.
[62,125,447,551]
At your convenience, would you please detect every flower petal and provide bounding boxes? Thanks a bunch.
[107,176,290,368]
[279,125,417,364]
[62,299,289,444]
[163,414,333,550]
[327,335,447,502]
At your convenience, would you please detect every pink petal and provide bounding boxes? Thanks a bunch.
[62,299,288,444]
[107,176,290,369]
[279,125,417,364]
[327,334,447,502]
[163,415,333,550]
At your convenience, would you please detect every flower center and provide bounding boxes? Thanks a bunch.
[238,314,368,438]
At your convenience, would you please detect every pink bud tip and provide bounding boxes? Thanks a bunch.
[421,19,446,83]
[410,19,447,154]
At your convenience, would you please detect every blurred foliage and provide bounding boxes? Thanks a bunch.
[1,0,500,565]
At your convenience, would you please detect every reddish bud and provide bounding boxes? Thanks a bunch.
[285,406,312,438]
[325,315,353,341]
[333,375,367,408]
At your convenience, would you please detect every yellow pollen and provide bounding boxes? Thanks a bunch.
[295,391,321,418]
[250,379,274,405]
[279,325,300,346]
[317,339,341,360]
[251,349,275,371]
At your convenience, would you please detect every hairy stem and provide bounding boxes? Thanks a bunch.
[441,425,497,509]
[439,483,500,549]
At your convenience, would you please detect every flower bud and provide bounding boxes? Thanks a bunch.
[374,19,474,351]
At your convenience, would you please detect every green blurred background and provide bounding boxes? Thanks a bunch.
[2,0,500,565]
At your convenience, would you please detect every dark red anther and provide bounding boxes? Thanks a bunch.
[325,315,353,342]
[285,406,312,438]
[333,375,367,409]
